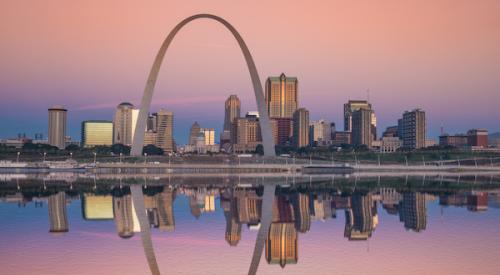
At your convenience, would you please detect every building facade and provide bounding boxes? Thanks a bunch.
[467,129,488,148]
[292,108,309,148]
[113,102,138,146]
[344,100,372,132]
[265,73,298,119]
[81,120,113,148]
[309,119,331,146]
[223,95,241,134]
[352,109,373,148]
[401,109,426,150]
[48,105,67,149]
[155,109,174,152]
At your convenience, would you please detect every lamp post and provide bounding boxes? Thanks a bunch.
[119,153,123,164]
[43,152,46,162]
[16,152,20,163]
[70,152,73,160]
[93,152,97,164]
[144,153,148,165]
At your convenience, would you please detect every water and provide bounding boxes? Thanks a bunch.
[1,174,500,275]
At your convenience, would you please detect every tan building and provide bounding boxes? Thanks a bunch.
[232,117,262,153]
[224,95,241,134]
[309,119,331,146]
[292,108,309,148]
[352,109,373,148]
[81,120,113,148]
[201,128,215,146]
[344,100,372,132]
[113,102,138,146]
[48,105,67,149]
[265,73,298,119]
[81,194,113,220]
[188,122,201,146]
[155,109,174,152]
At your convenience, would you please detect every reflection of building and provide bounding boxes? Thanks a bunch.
[144,188,176,232]
[48,192,69,233]
[265,73,298,119]
[189,195,201,219]
[223,194,241,246]
[113,194,139,238]
[48,105,67,149]
[399,192,427,232]
[81,194,113,220]
[467,192,488,212]
[344,194,376,240]
[266,223,298,267]
[272,196,294,223]
[292,193,311,233]
[235,189,262,225]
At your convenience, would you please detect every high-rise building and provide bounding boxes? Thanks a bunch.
[48,191,68,233]
[271,118,293,146]
[201,128,215,146]
[113,102,138,146]
[292,108,309,148]
[48,105,67,149]
[265,73,298,119]
[401,109,426,150]
[344,100,372,132]
[309,119,331,146]
[155,109,174,152]
[399,192,427,232]
[352,109,373,148]
[265,223,298,267]
[189,122,201,146]
[232,116,262,153]
[81,120,113,148]
[224,95,241,133]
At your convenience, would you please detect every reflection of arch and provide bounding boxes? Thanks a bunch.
[131,14,275,157]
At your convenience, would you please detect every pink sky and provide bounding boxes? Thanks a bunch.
[1,0,499,141]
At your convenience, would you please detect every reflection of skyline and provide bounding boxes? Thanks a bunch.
[3,183,500,271]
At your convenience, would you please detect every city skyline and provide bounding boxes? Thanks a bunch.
[1,1,500,143]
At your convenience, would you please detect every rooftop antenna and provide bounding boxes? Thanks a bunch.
[366,89,370,102]
[440,124,444,135]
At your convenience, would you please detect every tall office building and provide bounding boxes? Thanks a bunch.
[48,105,67,149]
[309,119,331,146]
[113,102,138,146]
[48,191,68,233]
[232,116,262,153]
[272,118,293,146]
[401,109,426,149]
[156,109,174,152]
[265,73,298,119]
[352,109,373,148]
[344,100,372,132]
[224,95,241,133]
[81,120,113,148]
[292,108,309,148]
[201,128,215,146]
[188,122,201,146]
[266,222,298,267]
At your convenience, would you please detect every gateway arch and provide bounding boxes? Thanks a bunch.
[131,14,275,157]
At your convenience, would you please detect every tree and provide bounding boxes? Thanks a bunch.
[142,145,164,155]
[65,144,80,151]
[111,144,131,155]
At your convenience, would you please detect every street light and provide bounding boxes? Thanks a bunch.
[93,152,97,164]
[70,152,73,160]
[144,153,148,164]
[43,152,47,162]
[16,152,20,163]
[119,153,123,164]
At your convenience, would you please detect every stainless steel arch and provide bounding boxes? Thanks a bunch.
[130,14,275,157]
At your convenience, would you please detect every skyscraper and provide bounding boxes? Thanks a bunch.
[189,122,201,146]
[223,95,241,133]
[265,73,298,119]
[48,191,68,233]
[344,100,372,132]
[352,109,373,148]
[292,108,309,148]
[155,109,174,152]
[48,105,67,149]
[113,102,138,146]
[201,128,215,146]
[401,109,426,149]
[81,120,113,148]
[309,119,331,146]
